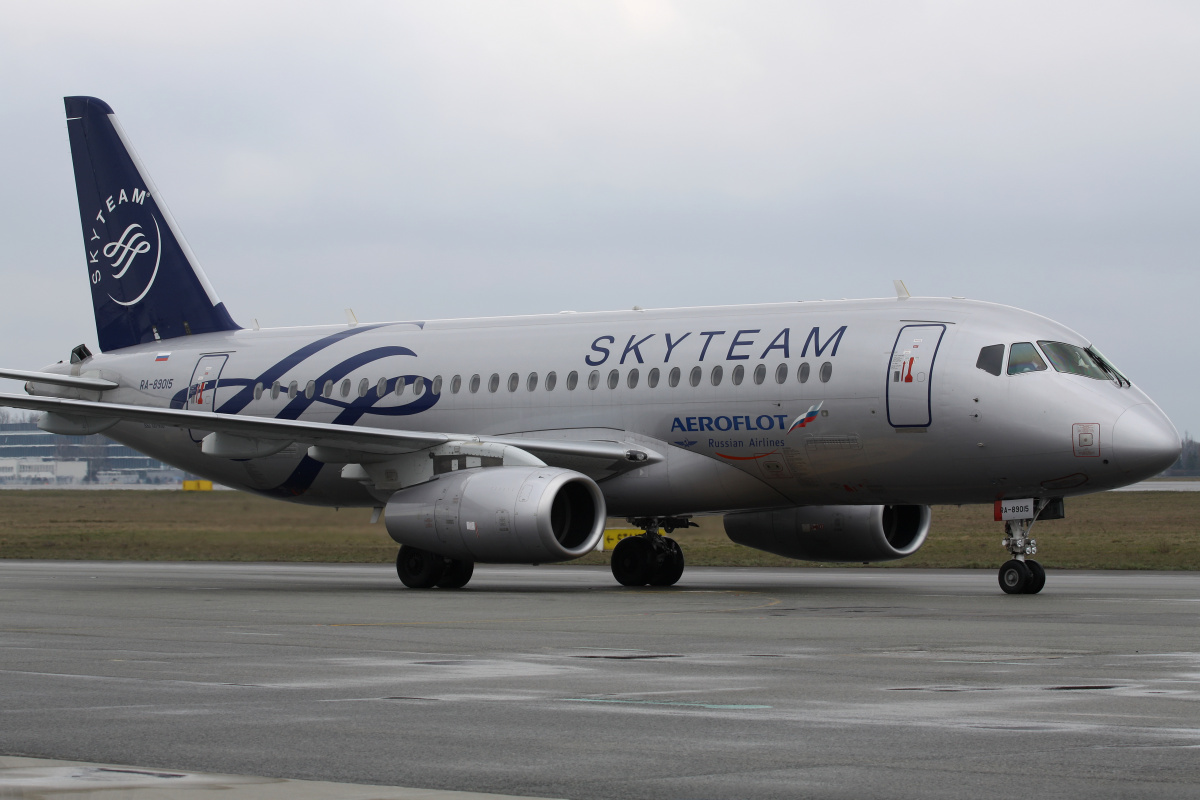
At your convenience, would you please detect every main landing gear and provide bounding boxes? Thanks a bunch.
[396,545,475,589]
[998,515,1046,595]
[610,517,693,588]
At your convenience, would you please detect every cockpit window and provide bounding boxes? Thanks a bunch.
[976,344,1004,376]
[1037,341,1111,381]
[1007,342,1047,375]
[1087,346,1131,387]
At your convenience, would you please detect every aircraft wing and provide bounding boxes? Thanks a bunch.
[0,392,659,474]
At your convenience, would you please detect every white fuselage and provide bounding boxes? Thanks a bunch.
[52,296,1176,515]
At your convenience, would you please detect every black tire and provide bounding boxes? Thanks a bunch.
[396,546,446,589]
[998,559,1031,595]
[648,538,685,587]
[1024,560,1046,594]
[611,536,655,587]
[436,559,475,589]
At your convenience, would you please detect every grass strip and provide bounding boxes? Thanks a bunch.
[0,490,1196,570]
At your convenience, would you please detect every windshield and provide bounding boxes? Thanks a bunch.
[1087,346,1131,387]
[1038,341,1128,386]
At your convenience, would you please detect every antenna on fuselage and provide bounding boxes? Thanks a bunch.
[893,280,911,299]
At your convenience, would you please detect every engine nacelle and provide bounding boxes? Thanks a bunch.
[384,466,606,563]
[724,504,931,562]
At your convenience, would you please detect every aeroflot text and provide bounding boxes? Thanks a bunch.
[584,326,847,366]
[672,415,790,432]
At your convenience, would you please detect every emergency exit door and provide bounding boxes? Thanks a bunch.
[886,324,945,428]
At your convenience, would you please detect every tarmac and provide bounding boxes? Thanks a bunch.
[1,561,1198,799]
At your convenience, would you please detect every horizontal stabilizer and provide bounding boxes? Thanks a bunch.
[0,368,118,391]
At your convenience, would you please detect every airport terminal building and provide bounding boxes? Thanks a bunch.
[0,422,183,485]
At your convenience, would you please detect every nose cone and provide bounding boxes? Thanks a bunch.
[1111,403,1181,480]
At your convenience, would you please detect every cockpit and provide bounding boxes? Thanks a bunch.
[975,341,1130,386]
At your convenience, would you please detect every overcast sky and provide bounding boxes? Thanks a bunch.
[2,1,1197,435]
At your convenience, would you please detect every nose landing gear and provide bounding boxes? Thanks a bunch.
[610,517,694,587]
[996,501,1057,594]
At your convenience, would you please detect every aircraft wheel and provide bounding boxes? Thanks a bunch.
[396,546,446,589]
[998,559,1031,595]
[436,559,475,589]
[648,538,685,587]
[1024,559,1046,594]
[611,536,654,587]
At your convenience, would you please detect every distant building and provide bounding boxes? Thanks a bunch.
[0,422,184,485]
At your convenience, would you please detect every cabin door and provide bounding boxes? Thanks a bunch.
[187,354,229,442]
[886,324,946,428]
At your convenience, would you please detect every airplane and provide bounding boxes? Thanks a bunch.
[0,96,1182,594]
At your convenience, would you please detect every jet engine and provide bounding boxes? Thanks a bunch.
[723,504,931,562]
[384,466,606,563]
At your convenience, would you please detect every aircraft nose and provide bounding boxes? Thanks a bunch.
[1111,403,1181,479]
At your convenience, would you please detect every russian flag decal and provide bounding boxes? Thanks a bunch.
[155,352,170,362]
[787,402,823,434]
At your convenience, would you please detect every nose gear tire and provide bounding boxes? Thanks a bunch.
[1024,559,1046,594]
[998,559,1031,594]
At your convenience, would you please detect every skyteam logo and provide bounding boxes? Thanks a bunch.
[787,402,823,433]
[89,186,160,307]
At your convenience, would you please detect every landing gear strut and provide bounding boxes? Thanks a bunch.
[998,512,1046,595]
[396,545,474,589]
[610,517,693,588]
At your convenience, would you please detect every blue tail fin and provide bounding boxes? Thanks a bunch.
[64,96,240,352]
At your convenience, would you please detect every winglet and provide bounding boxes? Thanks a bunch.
[894,280,911,299]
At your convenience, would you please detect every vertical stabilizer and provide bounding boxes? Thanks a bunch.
[64,96,239,351]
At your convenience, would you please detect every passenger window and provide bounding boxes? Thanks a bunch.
[545,371,556,390]
[376,377,387,396]
[797,362,810,383]
[508,373,519,392]
[322,380,333,398]
[775,364,787,384]
[271,380,281,400]
[432,376,442,395]
[488,373,500,393]
[305,380,315,400]
[451,375,462,394]
[414,377,425,395]
[253,382,263,400]
[976,344,1004,376]
[1008,342,1047,375]
[689,366,702,387]
[607,369,619,389]
[527,372,538,391]
[627,368,639,389]
[753,364,766,385]
[566,371,578,390]
[395,377,406,396]
[288,381,298,399]
[469,374,480,393]
[711,365,723,386]
[340,379,351,398]
[648,367,659,388]
[731,365,744,386]
[819,362,832,383]
[588,370,600,390]
[668,367,681,387]
[358,378,369,398]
